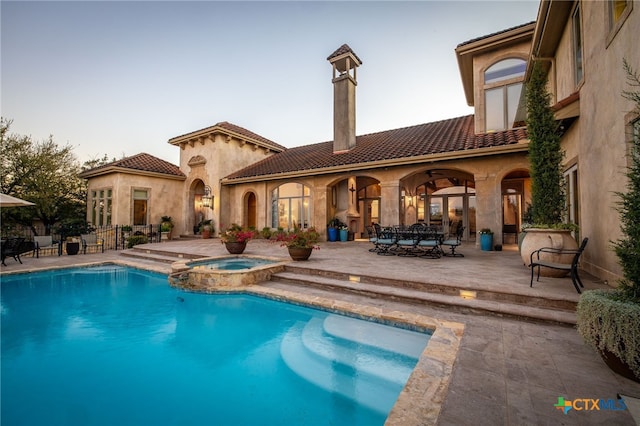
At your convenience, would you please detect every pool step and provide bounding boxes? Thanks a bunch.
[281,317,419,415]
[268,267,577,325]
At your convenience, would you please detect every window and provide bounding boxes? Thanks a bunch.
[133,189,148,226]
[608,0,633,45]
[271,183,311,229]
[610,0,629,26]
[484,58,526,132]
[90,188,112,226]
[572,4,583,86]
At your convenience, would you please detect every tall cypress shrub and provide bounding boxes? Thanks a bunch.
[526,61,565,226]
[614,59,640,301]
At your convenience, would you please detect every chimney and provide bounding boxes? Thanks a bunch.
[327,44,362,153]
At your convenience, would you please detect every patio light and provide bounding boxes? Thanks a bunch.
[202,185,214,209]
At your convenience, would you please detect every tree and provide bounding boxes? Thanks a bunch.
[1,118,86,235]
[525,61,566,226]
[613,59,640,301]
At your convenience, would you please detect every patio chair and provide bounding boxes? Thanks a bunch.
[80,233,105,254]
[1,237,25,266]
[34,235,59,258]
[530,237,589,294]
[365,225,378,252]
[416,227,442,259]
[396,226,422,257]
[373,224,397,256]
[442,224,465,257]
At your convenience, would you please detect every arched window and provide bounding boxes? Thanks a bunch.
[484,58,526,132]
[271,183,311,229]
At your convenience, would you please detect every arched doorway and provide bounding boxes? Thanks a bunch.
[245,192,257,229]
[408,169,476,241]
[190,180,209,235]
[501,170,530,244]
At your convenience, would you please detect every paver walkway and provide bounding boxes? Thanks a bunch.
[2,238,639,425]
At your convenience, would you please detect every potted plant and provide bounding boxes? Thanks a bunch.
[339,225,349,242]
[520,60,578,272]
[160,216,174,240]
[576,59,640,383]
[479,228,493,251]
[220,223,254,254]
[260,227,273,240]
[327,218,340,242]
[275,226,320,260]
[199,220,214,239]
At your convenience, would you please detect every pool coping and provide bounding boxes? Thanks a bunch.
[2,260,464,425]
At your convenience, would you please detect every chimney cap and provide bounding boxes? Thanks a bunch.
[327,44,362,72]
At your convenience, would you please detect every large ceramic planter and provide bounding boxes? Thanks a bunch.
[288,247,313,261]
[66,242,80,256]
[327,227,338,242]
[225,242,247,254]
[339,229,348,242]
[520,229,578,277]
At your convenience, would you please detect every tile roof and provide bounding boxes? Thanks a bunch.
[79,152,185,178]
[327,44,363,64]
[225,115,527,180]
[457,21,536,48]
[168,121,286,152]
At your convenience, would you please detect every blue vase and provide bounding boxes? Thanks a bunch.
[327,227,338,242]
[480,234,493,251]
[339,229,348,242]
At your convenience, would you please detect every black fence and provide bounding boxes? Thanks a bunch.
[1,224,162,253]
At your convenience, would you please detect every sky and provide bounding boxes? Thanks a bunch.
[1,1,540,165]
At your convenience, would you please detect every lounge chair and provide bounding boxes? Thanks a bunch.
[34,235,59,258]
[80,233,105,254]
[530,237,589,293]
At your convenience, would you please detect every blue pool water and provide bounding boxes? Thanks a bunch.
[1,266,431,426]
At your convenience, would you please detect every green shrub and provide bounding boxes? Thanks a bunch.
[577,290,640,379]
[127,235,148,248]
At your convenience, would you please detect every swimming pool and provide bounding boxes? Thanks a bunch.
[1,265,431,426]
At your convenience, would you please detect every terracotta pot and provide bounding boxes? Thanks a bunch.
[288,246,313,261]
[520,229,578,277]
[599,348,640,383]
[225,241,247,254]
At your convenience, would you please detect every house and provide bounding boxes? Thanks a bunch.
[79,0,639,284]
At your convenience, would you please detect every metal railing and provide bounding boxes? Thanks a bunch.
[1,224,161,253]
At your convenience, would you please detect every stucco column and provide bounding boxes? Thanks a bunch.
[380,181,401,226]
[474,172,502,246]
[314,184,329,237]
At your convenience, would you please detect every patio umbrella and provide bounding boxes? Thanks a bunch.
[0,193,35,207]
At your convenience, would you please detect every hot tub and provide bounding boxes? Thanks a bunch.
[169,255,286,291]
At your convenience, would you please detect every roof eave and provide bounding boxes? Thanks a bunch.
[79,166,186,181]
[168,125,285,153]
[221,142,529,185]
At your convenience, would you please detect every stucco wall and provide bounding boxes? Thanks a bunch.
[574,1,638,282]
[86,173,184,226]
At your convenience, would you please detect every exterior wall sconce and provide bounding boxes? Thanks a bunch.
[202,185,214,209]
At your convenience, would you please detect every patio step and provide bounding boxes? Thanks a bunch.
[119,247,204,264]
[268,267,577,325]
